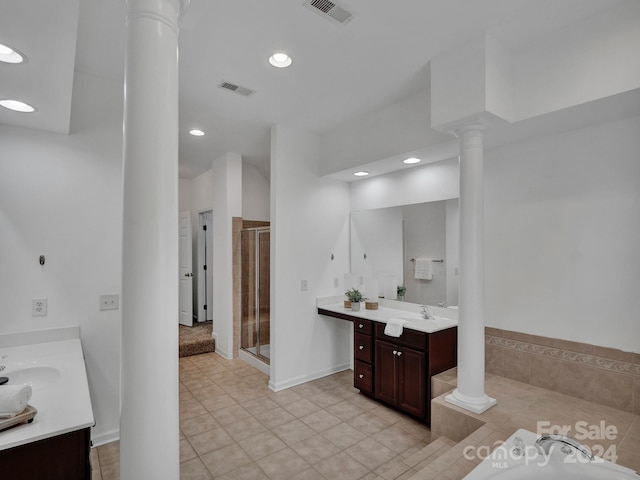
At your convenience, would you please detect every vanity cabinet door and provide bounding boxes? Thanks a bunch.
[397,347,426,418]
[374,340,398,406]
[354,360,373,394]
[354,332,373,363]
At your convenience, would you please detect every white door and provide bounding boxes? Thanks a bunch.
[179,211,193,326]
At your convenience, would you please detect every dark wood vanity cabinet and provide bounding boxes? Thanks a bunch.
[375,339,427,418]
[318,307,457,423]
[1,427,91,480]
[353,319,374,395]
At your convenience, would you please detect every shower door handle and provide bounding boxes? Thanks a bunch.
[184,273,193,277]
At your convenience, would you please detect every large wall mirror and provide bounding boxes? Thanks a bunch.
[350,199,459,307]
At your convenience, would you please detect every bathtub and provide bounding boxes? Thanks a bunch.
[463,428,638,479]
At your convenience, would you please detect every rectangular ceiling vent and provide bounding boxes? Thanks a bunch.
[218,81,255,97]
[303,0,353,25]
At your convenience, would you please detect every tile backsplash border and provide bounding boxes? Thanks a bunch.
[485,327,640,415]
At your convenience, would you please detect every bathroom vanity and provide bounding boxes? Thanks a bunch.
[318,301,457,424]
[0,328,94,480]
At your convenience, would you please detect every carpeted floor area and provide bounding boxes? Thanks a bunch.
[179,321,215,357]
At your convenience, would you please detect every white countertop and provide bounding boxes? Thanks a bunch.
[318,300,458,334]
[0,336,94,451]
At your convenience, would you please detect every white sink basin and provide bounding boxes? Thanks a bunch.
[6,366,62,388]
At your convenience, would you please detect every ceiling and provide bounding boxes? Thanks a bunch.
[0,0,627,179]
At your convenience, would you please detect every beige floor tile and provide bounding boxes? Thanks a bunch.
[179,457,213,480]
[256,447,311,480]
[347,411,393,435]
[180,412,220,437]
[210,404,252,426]
[373,424,423,454]
[288,468,325,480]
[237,431,288,461]
[180,438,198,463]
[300,409,343,432]
[224,415,268,441]
[272,418,317,445]
[97,441,120,466]
[256,405,297,429]
[187,427,235,456]
[214,462,269,480]
[313,451,370,480]
[326,399,365,420]
[284,398,323,417]
[346,437,398,470]
[199,443,253,477]
[322,421,368,449]
[290,433,341,465]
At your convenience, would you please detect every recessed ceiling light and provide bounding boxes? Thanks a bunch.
[0,99,35,113]
[0,43,25,64]
[403,157,421,164]
[269,52,292,68]
[189,129,205,136]
[353,171,369,177]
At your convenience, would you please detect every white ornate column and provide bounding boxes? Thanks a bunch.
[445,125,497,414]
[121,0,188,478]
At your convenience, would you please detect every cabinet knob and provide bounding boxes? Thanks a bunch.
[358,324,364,329]
[397,351,403,356]
[359,374,364,379]
[393,350,397,355]
[358,345,364,350]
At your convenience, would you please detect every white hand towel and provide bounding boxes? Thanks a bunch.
[414,258,433,280]
[0,384,32,418]
[384,318,409,338]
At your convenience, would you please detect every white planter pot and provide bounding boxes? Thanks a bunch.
[351,302,361,312]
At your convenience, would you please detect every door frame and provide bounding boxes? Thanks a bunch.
[178,211,193,326]
[197,210,213,323]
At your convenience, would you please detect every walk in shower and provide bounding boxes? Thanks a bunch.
[240,226,270,364]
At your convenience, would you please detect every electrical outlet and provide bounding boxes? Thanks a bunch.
[333,277,339,288]
[100,294,119,311]
[32,297,47,317]
[301,280,308,292]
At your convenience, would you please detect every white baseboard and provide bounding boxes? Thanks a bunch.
[238,349,270,375]
[91,428,120,447]
[268,362,351,392]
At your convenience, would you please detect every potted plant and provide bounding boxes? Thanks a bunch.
[397,285,407,301]
[345,288,367,311]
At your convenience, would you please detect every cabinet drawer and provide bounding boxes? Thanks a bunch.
[354,360,373,394]
[354,318,373,334]
[354,332,372,363]
[375,323,427,350]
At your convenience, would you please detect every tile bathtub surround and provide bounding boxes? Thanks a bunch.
[91,353,436,480]
[485,327,640,414]
[430,370,640,474]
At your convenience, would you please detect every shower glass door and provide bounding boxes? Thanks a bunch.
[241,227,270,364]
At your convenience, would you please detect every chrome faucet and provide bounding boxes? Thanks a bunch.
[420,305,432,320]
[0,354,6,371]
[535,434,594,461]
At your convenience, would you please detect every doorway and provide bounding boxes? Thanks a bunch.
[197,210,213,323]
[240,227,270,364]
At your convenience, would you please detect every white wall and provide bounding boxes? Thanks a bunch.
[0,71,122,445]
[270,125,351,390]
[484,115,640,353]
[242,164,270,221]
[211,153,242,359]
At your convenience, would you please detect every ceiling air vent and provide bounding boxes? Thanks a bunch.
[218,81,254,97]
[303,0,353,25]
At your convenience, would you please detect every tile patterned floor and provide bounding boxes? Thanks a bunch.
[91,353,434,479]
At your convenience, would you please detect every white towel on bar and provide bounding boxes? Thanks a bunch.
[414,258,433,280]
[0,384,32,418]
[384,318,409,338]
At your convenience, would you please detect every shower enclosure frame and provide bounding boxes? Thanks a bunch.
[240,226,270,364]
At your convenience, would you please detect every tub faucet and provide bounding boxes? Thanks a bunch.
[535,434,594,461]
[420,305,432,320]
